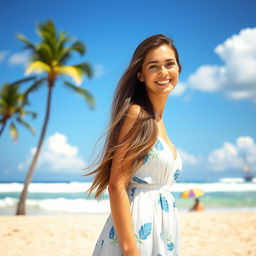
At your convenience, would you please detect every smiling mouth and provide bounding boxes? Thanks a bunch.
[155,79,173,86]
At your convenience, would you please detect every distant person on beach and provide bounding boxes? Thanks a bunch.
[85,34,183,256]
[190,198,205,212]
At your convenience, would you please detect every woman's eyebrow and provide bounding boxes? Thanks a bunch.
[146,58,175,65]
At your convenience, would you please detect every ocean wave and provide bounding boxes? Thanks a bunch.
[1,196,256,214]
[0,197,111,214]
[0,182,106,193]
[0,180,256,194]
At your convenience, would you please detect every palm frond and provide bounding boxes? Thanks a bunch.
[58,41,85,64]
[74,62,93,78]
[16,117,36,135]
[36,20,59,59]
[0,98,5,107]
[36,42,53,64]
[57,32,72,51]
[10,122,18,142]
[1,84,20,107]
[37,20,56,39]
[10,76,37,87]
[25,110,37,119]
[17,107,26,118]
[22,78,46,105]
[0,84,10,101]
[63,81,96,109]
[17,34,36,50]
[25,61,50,75]
[69,41,86,55]
[57,66,83,85]
[58,48,72,64]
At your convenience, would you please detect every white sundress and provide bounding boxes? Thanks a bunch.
[92,135,183,256]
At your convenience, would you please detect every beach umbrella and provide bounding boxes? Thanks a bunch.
[180,188,205,199]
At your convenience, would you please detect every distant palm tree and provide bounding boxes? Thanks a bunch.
[0,77,37,142]
[16,20,95,215]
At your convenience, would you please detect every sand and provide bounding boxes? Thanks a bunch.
[0,212,255,256]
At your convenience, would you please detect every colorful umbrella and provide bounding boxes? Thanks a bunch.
[180,188,205,198]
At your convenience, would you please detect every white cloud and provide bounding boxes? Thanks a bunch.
[178,148,199,165]
[0,51,9,62]
[236,136,254,149]
[93,64,106,78]
[179,27,256,102]
[208,136,256,171]
[188,65,226,92]
[8,52,30,66]
[171,81,186,96]
[18,132,86,173]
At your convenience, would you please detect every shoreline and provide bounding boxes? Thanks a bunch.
[1,206,256,216]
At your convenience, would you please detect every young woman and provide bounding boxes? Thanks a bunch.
[85,34,183,256]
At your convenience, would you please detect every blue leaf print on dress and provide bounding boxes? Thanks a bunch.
[167,242,174,251]
[143,138,161,164]
[130,187,136,196]
[109,226,118,245]
[109,226,115,239]
[149,149,160,159]
[143,153,149,164]
[100,239,104,249]
[158,194,169,212]
[155,140,164,151]
[138,223,152,240]
[132,176,148,184]
[173,201,176,208]
[156,254,164,256]
[174,169,181,181]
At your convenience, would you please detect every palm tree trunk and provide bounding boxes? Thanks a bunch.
[0,120,7,137]
[16,83,53,215]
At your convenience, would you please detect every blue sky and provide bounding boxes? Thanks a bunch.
[0,0,256,182]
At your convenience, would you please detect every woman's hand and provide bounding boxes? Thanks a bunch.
[123,249,140,256]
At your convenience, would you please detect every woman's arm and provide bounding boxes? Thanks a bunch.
[108,104,141,256]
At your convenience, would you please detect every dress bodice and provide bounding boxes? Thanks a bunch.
[128,136,182,188]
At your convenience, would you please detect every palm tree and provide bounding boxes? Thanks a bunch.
[16,20,95,215]
[0,77,37,142]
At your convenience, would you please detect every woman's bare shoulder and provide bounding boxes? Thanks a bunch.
[127,104,142,117]
[117,104,141,144]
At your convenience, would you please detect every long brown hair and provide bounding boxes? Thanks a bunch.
[83,34,182,200]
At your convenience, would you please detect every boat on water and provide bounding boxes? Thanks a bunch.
[243,155,254,182]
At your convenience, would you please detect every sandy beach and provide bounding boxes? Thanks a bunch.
[0,212,255,256]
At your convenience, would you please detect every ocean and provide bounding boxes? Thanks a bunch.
[0,178,256,215]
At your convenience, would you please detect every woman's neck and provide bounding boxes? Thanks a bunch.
[148,93,168,120]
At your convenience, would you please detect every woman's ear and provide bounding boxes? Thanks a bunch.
[137,72,144,82]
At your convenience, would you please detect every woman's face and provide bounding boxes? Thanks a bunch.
[137,44,180,95]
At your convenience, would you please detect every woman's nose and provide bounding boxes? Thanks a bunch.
[159,66,168,76]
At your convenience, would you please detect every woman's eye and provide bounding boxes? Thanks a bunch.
[149,65,159,69]
[166,62,175,67]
